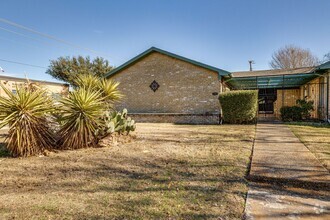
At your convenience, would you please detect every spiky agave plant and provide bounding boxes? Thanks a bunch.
[74,74,122,107]
[74,73,100,90]
[57,88,105,149]
[98,79,122,108]
[0,84,56,157]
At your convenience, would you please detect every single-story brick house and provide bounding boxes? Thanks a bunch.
[106,47,330,124]
[0,75,69,99]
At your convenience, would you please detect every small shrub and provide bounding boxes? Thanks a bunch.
[0,84,56,157]
[219,90,258,124]
[280,106,303,121]
[280,98,314,122]
[296,99,314,119]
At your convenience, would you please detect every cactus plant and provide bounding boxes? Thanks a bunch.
[96,108,136,138]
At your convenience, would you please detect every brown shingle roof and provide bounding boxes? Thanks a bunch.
[231,67,316,78]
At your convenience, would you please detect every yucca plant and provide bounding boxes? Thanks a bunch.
[98,79,122,108]
[0,84,56,157]
[74,74,122,108]
[74,73,100,90]
[58,74,123,149]
[57,88,105,149]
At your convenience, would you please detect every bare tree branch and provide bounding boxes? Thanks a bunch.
[322,52,330,63]
[269,45,319,69]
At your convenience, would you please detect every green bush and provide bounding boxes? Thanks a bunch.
[280,98,314,121]
[280,106,303,121]
[296,99,314,119]
[219,90,258,124]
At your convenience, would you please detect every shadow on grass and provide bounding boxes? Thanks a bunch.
[0,153,249,219]
[0,133,10,158]
[0,144,10,157]
[0,124,257,219]
[248,173,330,193]
[7,155,324,219]
[247,182,330,219]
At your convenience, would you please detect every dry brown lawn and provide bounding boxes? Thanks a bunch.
[0,123,255,220]
[288,123,330,170]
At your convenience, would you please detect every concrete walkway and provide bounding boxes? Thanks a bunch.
[245,123,330,219]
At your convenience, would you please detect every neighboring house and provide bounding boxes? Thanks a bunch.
[0,75,69,99]
[106,47,330,123]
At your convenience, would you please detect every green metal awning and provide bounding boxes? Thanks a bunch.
[318,61,330,70]
[224,72,320,90]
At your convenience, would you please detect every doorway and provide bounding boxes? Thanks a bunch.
[258,88,277,114]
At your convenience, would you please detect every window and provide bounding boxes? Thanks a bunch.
[12,89,17,94]
[149,80,160,92]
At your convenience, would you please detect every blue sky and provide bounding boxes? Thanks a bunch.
[0,0,329,82]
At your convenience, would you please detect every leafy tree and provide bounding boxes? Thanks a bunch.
[46,56,113,85]
[270,45,319,69]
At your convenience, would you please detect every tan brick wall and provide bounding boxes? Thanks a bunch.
[274,89,301,119]
[273,76,329,120]
[299,76,328,120]
[323,71,330,121]
[110,52,221,114]
[128,113,220,124]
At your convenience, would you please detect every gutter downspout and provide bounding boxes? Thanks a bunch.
[219,76,223,124]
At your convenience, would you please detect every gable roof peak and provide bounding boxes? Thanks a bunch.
[105,46,230,78]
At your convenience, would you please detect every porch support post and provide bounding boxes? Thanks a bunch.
[219,76,223,93]
[218,76,223,124]
[282,75,285,108]
[327,71,329,121]
[256,76,258,89]
[256,76,259,119]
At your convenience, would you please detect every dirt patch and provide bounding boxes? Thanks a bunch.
[98,133,137,148]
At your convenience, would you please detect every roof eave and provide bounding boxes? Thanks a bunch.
[105,47,231,78]
[317,61,330,71]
